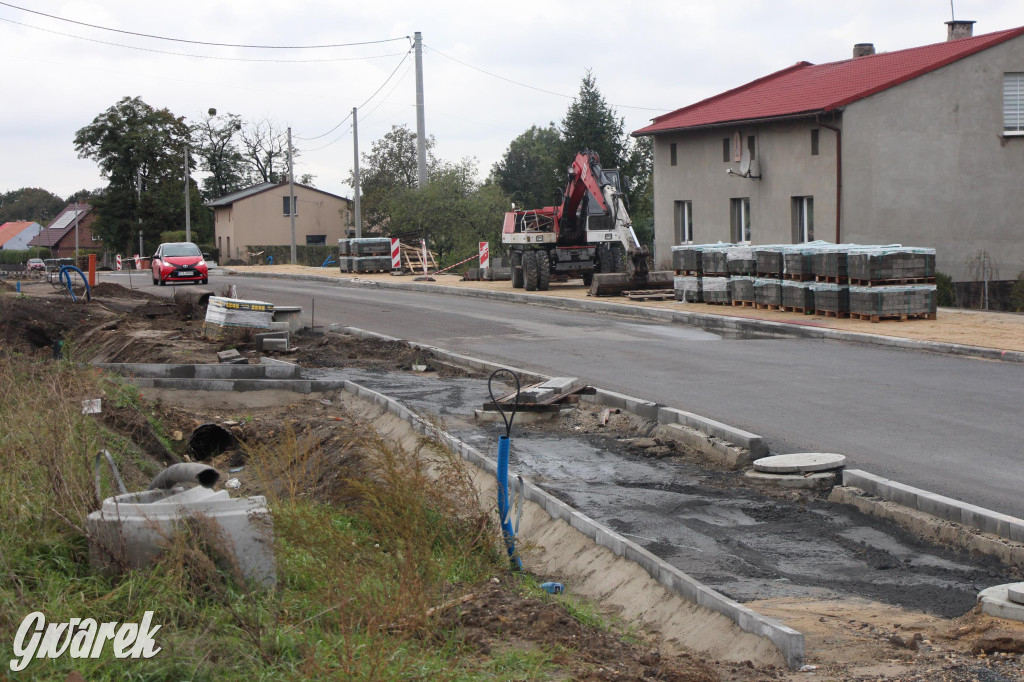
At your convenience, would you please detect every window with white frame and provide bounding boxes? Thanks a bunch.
[673,200,693,243]
[282,196,298,216]
[792,196,814,243]
[1005,73,1024,134]
[730,198,751,243]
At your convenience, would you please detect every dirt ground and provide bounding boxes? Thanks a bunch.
[224,264,1024,354]
[5,282,1024,680]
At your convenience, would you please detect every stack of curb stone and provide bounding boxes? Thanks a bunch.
[671,242,936,322]
[338,237,392,273]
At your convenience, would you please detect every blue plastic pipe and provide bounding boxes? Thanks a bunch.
[321,254,336,268]
[58,265,91,302]
[496,434,522,569]
[266,255,274,265]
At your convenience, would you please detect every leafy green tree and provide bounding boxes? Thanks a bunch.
[623,134,654,245]
[74,96,202,253]
[560,71,627,173]
[491,124,563,210]
[193,109,247,200]
[0,188,65,224]
[349,124,437,232]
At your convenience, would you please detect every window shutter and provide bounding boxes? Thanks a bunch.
[1004,73,1024,133]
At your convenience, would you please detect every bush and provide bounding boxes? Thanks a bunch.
[935,271,956,307]
[1010,272,1024,312]
[0,248,51,264]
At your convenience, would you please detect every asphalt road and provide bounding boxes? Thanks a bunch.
[106,271,1024,519]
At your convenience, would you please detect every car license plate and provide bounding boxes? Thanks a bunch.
[178,270,194,276]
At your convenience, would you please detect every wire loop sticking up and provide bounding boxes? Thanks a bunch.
[487,368,520,437]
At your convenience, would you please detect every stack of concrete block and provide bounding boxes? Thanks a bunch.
[674,275,702,302]
[726,246,757,275]
[701,246,731,276]
[203,296,274,337]
[338,237,392,273]
[810,283,850,315]
[671,244,705,273]
[811,248,850,282]
[755,248,784,277]
[728,276,755,303]
[781,280,814,311]
[783,250,815,280]
[849,285,937,319]
[754,278,782,307]
[847,247,936,284]
[702,276,731,304]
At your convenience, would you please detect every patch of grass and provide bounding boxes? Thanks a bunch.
[482,647,556,680]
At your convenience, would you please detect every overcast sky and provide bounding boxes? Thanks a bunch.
[2,0,1021,202]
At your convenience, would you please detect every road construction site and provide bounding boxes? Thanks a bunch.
[7,272,1024,679]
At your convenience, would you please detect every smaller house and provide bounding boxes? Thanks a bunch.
[0,221,42,250]
[206,181,353,262]
[27,204,98,257]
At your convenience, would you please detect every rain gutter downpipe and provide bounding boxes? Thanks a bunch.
[817,114,842,243]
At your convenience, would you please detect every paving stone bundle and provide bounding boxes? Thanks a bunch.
[726,246,757,275]
[729,276,755,302]
[337,237,392,256]
[847,247,936,283]
[783,251,815,280]
[339,256,392,273]
[781,280,814,310]
[849,285,937,319]
[203,296,274,337]
[754,278,782,307]
[701,246,732,275]
[811,247,849,281]
[810,282,850,315]
[702,276,731,304]
[755,247,784,277]
[673,275,702,302]
[671,244,704,273]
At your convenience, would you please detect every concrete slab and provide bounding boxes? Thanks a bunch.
[1008,583,1024,604]
[743,470,836,490]
[255,331,290,351]
[473,408,564,424]
[979,584,1024,622]
[537,377,582,392]
[263,337,290,352]
[753,452,846,474]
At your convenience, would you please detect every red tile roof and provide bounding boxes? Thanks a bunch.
[0,221,38,247]
[634,26,1024,135]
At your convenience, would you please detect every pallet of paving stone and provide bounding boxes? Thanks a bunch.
[812,249,849,282]
[847,248,936,285]
[849,285,937,321]
[671,244,703,274]
[728,276,755,303]
[811,283,850,315]
[754,278,782,307]
[203,296,274,337]
[783,251,815,280]
[339,256,392,273]
[674,275,702,303]
[701,247,731,276]
[702,276,731,304]
[337,237,392,256]
[781,280,815,311]
[726,246,757,276]
[755,248,784,276]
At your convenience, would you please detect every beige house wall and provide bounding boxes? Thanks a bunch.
[214,184,352,261]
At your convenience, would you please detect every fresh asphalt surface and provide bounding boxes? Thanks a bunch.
[104,270,1024,520]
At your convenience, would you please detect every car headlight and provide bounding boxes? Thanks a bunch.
[197,260,206,267]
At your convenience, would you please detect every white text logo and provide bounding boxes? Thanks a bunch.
[10,611,162,671]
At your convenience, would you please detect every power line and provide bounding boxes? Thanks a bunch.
[0,1,409,49]
[0,16,408,63]
[424,44,669,112]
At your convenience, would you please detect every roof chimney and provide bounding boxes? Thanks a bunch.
[946,20,975,41]
[853,43,876,58]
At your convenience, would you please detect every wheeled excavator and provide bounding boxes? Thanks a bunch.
[500,150,673,296]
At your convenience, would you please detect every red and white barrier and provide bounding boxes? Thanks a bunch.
[391,238,401,269]
[479,241,489,270]
[420,239,429,274]
[133,254,141,270]
[115,254,122,271]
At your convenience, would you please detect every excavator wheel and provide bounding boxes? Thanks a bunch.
[523,250,539,291]
[536,250,551,291]
[511,249,524,288]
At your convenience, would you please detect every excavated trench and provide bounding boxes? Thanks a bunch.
[317,367,1020,619]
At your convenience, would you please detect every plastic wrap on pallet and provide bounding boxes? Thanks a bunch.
[338,237,392,256]
[340,255,392,273]
[847,247,936,282]
[700,244,733,275]
[755,247,784,275]
[671,244,704,272]
[849,285,937,316]
[810,282,850,312]
[728,275,755,301]
[726,246,756,275]
[753,278,782,306]
[781,280,815,309]
[204,296,274,330]
[673,275,703,303]
[701,276,731,303]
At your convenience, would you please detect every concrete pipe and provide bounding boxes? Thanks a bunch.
[148,463,220,490]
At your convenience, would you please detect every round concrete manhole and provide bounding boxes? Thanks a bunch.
[752,452,846,474]
[1008,583,1024,605]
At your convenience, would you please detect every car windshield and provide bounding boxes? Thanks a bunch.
[29,259,42,264]
[163,244,201,257]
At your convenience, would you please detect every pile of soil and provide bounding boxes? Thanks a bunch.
[89,281,154,300]
[0,294,104,354]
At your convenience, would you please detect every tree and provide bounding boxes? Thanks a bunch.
[192,108,247,200]
[560,71,627,173]
[491,124,563,210]
[622,134,654,246]
[74,96,201,253]
[239,118,293,184]
[0,188,65,224]
[349,124,436,232]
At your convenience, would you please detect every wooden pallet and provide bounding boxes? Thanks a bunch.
[850,311,937,323]
[623,290,675,301]
[780,305,812,314]
[674,270,701,276]
[814,275,849,284]
[484,382,595,411]
[401,243,438,273]
[756,271,783,278]
[848,277,937,286]
[731,300,755,307]
[704,300,731,305]
[755,303,781,310]
[782,273,814,282]
[815,309,850,319]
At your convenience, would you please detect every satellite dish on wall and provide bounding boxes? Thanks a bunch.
[739,146,751,176]
[732,131,742,163]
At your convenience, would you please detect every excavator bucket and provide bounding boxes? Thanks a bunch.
[588,270,675,297]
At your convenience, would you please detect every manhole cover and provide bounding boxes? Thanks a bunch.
[753,452,846,474]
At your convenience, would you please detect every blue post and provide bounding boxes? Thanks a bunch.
[15,282,20,293]
[496,434,522,569]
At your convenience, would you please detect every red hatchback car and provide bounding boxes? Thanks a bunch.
[151,242,209,285]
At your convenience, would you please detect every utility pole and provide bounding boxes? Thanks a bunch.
[137,169,143,256]
[414,31,427,188]
[184,144,191,243]
[352,107,362,238]
[73,201,80,262]
[288,126,296,264]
